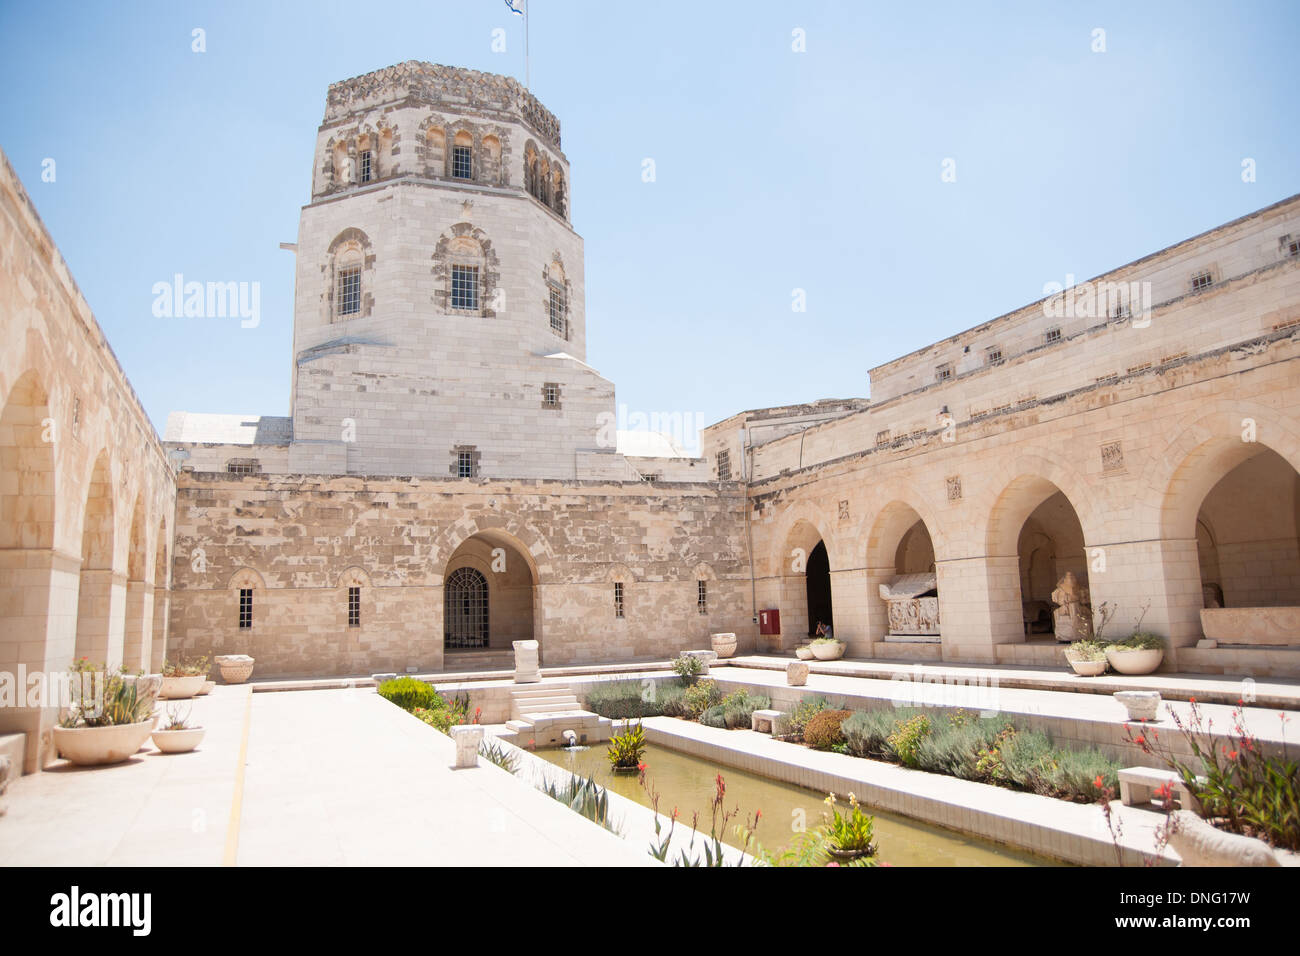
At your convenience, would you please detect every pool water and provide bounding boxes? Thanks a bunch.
[535,741,1056,866]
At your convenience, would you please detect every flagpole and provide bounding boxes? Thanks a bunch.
[525,2,530,89]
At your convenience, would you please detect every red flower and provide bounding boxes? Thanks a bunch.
[1094,775,1105,790]
[638,762,647,772]
[1134,735,1145,746]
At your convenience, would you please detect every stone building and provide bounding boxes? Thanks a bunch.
[3,59,1300,772]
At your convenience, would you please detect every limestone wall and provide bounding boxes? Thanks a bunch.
[167,473,755,677]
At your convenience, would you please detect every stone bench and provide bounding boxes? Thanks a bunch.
[1118,766,1200,811]
[750,709,790,736]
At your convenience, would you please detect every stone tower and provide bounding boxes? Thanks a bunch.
[286,62,627,479]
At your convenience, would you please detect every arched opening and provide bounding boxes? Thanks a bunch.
[776,518,831,647]
[867,501,940,643]
[805,540,833,637]
[987,477,1090,644]
[74,451,115,664]
[1194,446,1300,614]
[1158,432,1300,648]
[0,371,57,770]
[443,531,539,667]
[481,133,501,184]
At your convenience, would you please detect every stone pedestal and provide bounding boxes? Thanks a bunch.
[451,725,485,769]
[1114,690,1161,722]
[513,640,541,683]
[684,649,717,674]
[786,660,809,686]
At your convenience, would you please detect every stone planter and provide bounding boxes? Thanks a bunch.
[1114,690,1162,722]
[810,641,846,661]
[122,674,163,713]
[611,765,641,775]
[215,655,255,684]
[53,721,155,766]
[710,632,737,659]
[151,727,206,754]
[1105,647,1164,675]
[197,680,215,696]
[795,645,814,660]
[1067,657,1108,677]
[159,675,206,700]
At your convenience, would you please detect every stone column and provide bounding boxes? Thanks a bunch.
[1085,537,1201,651]
[828,568,869,656]
[121,580,151,672]
[934,554,1020,663]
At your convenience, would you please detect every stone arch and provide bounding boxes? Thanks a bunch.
[524,141,540,199]
[228,567,265,590]
[983,472,1093,644]
[431,223,501,318]
[451,127,475,179]
[551,167,566,217]
[418,115,448,177]
[149,515,169,672]
[228,567,263,637]
[73,449,115,663]
[769,503,837,645]
[442,527,541,659]
[325,227,376,322]
[864,497,942,643]
[0,369,56,551]
[481,133,502,184]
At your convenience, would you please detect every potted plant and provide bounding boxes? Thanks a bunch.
[215,654,256,684]
[160,655,210,699]
[795,644,814,660]
[671,653,703,682]
[607,721,647,774]
[809,636,846,661]
[1064,639,1108,676]
[823,792,879,863]
[52,661,156,766]
[151,702,206,754]
[1105,632,1166,675]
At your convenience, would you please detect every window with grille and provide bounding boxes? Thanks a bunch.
[1191,270,1214,293]
[359,150,373,183]
[717,449,731,481]
[542,383,560,408]
[697,580,707,615]
[451,264,479,311]
[457,449,475,478]
[935,362,953,382]
[347,586,360,627]
[1044,326,1062,344]
[337,266,361,316]
[1288,236,1300,257]
[226,459,261,475]
[444,567,488,648]
[238,588,253,629]
[985,346,1002,365]
[452,145,472,180]
[614,582,625,618]
[549,285,566,335]
[640,472,660,482]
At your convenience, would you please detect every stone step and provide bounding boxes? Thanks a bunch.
[510,685,574,699]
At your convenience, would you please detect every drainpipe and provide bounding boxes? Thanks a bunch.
[743,430,758,630]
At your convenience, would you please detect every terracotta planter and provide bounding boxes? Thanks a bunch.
[159,675,206,699]
[810,641,846,661]
[53,721,154,766]
[710,632,737,659]
[1105,648,1164,675]
[151,727,206,754]
[795,645,814,660]
[215,655,255,684]
[1067,657,1107,677]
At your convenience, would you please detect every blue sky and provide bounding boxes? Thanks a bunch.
[2,1,1297,442]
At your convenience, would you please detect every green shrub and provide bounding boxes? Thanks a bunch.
[699,690,771,730]
[671,654,704,679]
[680,678,723,719]
[586,680,670,719]
[657,683,690,718]
[700,704,728,728]
[915,715,1007,779]
[1000,729,1056,791]
[379,676,437,711]
[1048,746,1120,800]
[805,709,852,750]
[886,714,932,767]
[842,708,922,758]
[787,696,831,737]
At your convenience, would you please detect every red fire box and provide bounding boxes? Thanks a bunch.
[758,608,781,635]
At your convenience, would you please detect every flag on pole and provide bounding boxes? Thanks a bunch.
[505,0,525,16]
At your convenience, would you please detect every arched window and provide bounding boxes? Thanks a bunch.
[445,567,488,648]
[327,228,373,322]
[544,256,569,339]
[525,144,540,199]
[481,134,502,184]
[551,169,566,217]
[432,224,499,317]
[452,130,474,180]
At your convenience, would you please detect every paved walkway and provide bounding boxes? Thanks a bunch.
[0,686,652,866]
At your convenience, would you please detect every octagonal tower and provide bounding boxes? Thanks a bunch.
[287,62,627,479]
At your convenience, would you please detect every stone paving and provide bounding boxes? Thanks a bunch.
[0,685,651,866]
